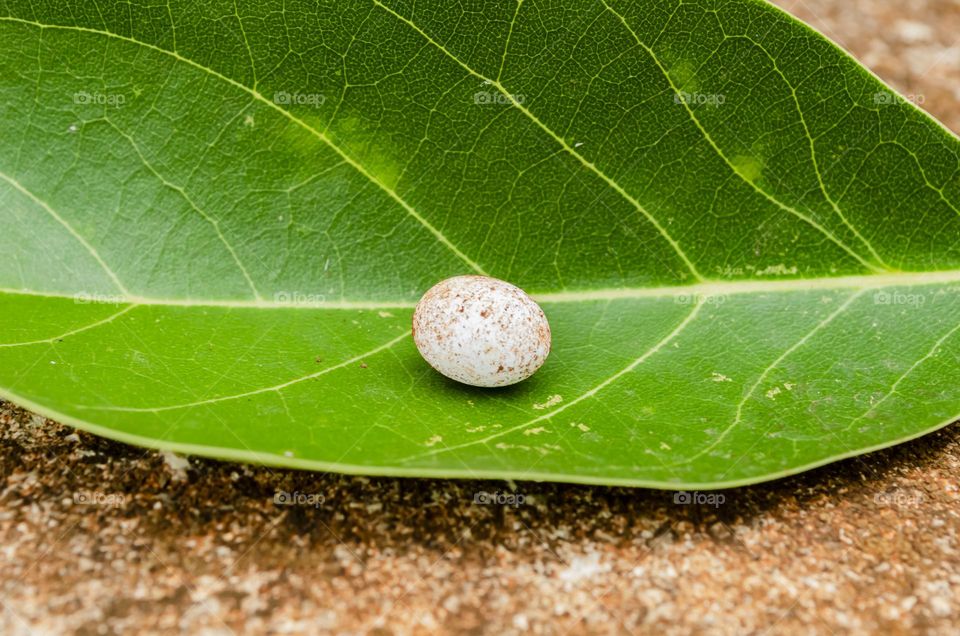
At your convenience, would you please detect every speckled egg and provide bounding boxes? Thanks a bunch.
[412,275,551,387]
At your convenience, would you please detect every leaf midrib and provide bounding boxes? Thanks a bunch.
[4,269,960,310]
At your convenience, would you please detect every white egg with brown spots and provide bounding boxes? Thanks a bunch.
[412,275,551,387]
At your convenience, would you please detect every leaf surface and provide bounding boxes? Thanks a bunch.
[1,0,958,488]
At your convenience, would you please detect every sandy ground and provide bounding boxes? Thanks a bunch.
[3,0,960,634]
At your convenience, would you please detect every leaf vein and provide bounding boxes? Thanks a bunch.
[0,16,487,278]
[600,0,885,273]
[400,300,703,462]
[845,319,960,432]
[0,170,130,295]
[370,0,705,282]
[0,304,137,348]
[77,331,410,412]
[103,118,264,300]
[671,288,866,466]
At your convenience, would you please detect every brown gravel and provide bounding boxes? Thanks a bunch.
[3,403,959,635]
[3,1,960,634]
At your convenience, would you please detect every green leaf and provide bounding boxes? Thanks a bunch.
[1,0,958,489]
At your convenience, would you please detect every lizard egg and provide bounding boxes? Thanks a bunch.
[412,275,551,388]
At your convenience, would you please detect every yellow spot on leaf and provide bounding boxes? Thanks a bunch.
[669,59,700,92]
[756,264,798,277]
[732,155,763,183]
[533,394,563,410]
[328,115,403,189]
